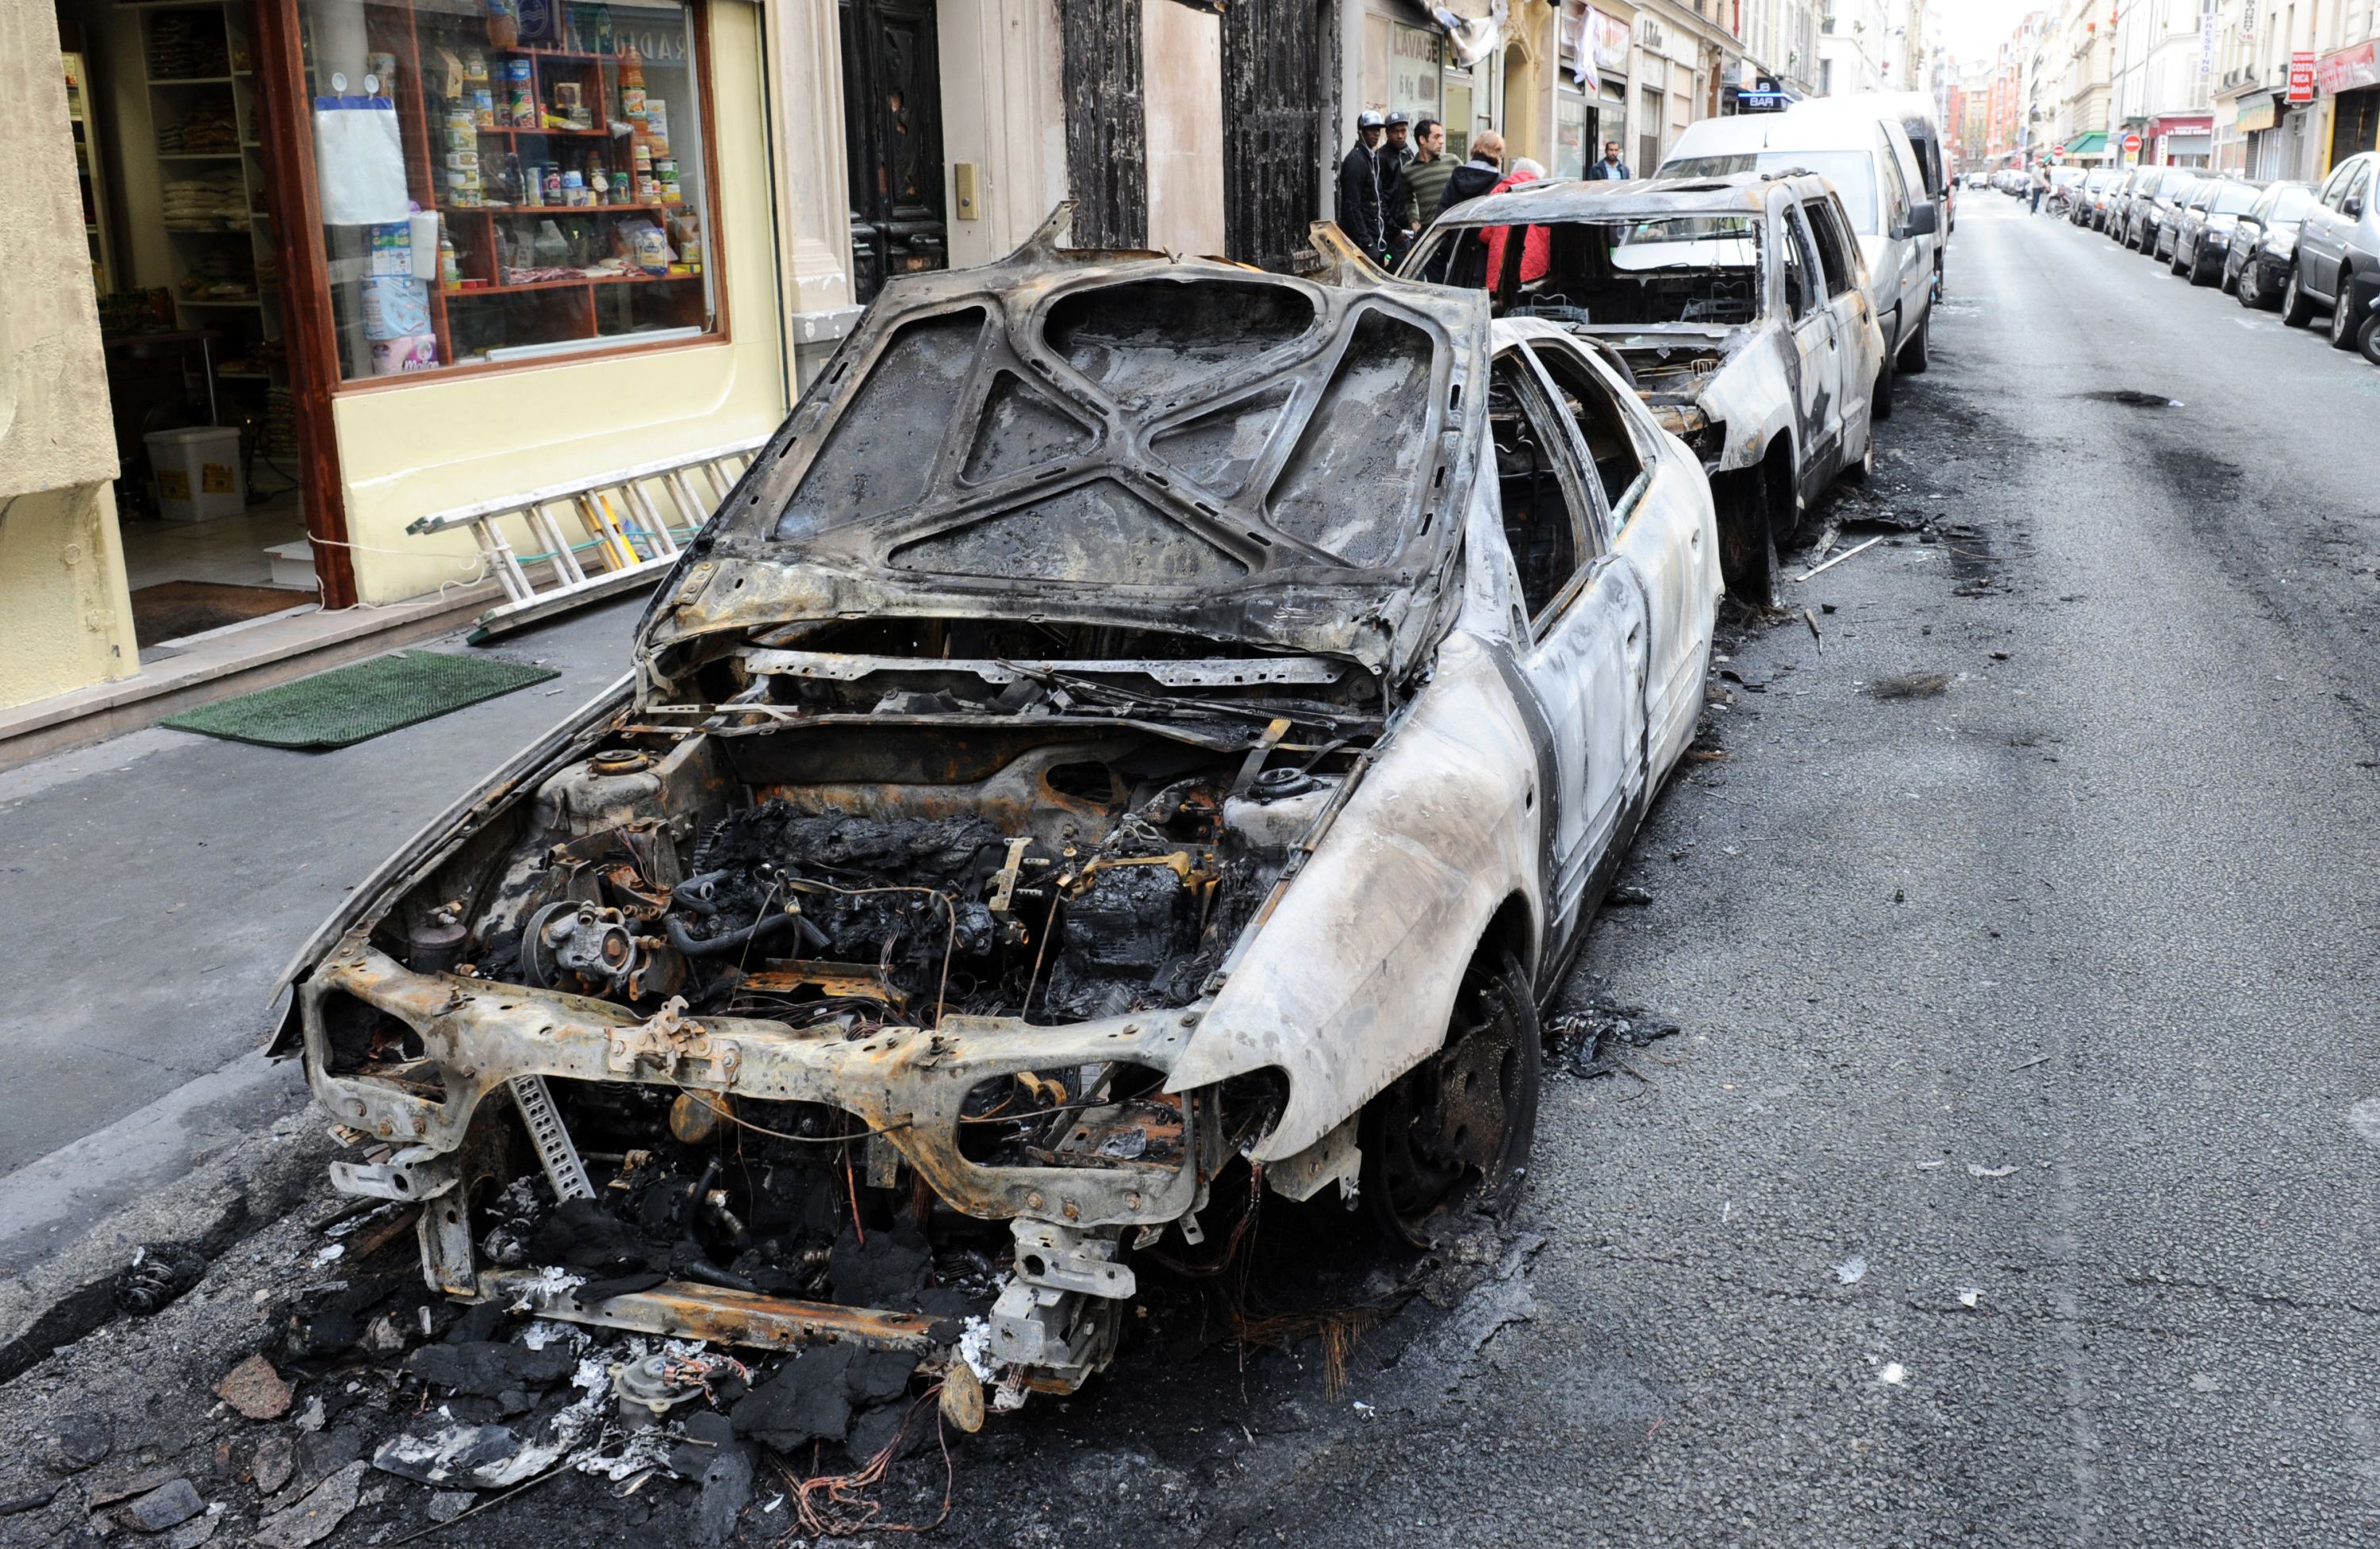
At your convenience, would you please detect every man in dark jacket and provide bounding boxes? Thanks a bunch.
[1585,140,1632,180]
[1434,129,1506,220]
[1338,111,1388,259]
[1379,112,1414,263]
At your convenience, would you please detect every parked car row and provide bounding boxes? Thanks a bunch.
[1404,92,1952,612]
[2061,156,2380,363]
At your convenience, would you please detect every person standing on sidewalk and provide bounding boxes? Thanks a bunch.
[1402,118,1454,245]
[1380,111,1415,265]
[1434,128,1506,220]
[2031,159,2050,214]
[1586,140,1632,180]
[1338,109,1388,261]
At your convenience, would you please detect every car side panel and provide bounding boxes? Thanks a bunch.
[1166,621,1546,1160]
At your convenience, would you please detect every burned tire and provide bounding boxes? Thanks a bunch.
[1711,463,1783,608]
[1360,952,1541,1249]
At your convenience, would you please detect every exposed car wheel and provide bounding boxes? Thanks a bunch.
[1873,315,1898,422]
[1359,952,1541,1248]
[1711,461,1786,607]
[2281,266,2316,327]
[2359,311,2380,367]
[1898,308,1931,374]
[2189,250,2216,286]
[2331,272,2361,350]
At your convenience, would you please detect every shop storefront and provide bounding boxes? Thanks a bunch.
[45,0,785,629]
[2150,113,2213,167]
[2230,91,2279,177]
[2321,44,2380,163]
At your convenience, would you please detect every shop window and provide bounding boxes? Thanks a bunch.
[1554,88,1587,179]
[298,0,717,379]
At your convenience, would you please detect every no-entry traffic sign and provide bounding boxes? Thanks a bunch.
[2122,132,2142,155]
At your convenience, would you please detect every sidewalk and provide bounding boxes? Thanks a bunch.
[0,594,644,1278]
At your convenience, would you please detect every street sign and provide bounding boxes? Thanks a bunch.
[2290,50,2317,103]
[2122,132,2142,155]
[2052,143,2066,157]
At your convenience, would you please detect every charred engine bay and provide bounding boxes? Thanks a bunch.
[318,617,1382,1371]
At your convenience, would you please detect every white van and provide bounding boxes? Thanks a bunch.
[1656,104,1938,419]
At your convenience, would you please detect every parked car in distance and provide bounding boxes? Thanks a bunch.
[2169,178,2267,283]
[2075,169,2125,228]
[2226,180,2319,308]
[2283,151,2380,360]
[2106,165,2155,236]
[274,213,1726,1405]
[1656,103,1938,381]
[1405,171,1884,604]
[1966,171,1990,190]
[2152,177,2216,263]
[2125,167,2201,251]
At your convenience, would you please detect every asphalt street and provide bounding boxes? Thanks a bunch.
[0,600,641,1271]
[944,193,2380,1545]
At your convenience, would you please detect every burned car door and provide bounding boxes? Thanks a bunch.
[1775,197,1843,486]
[1487,345,1647,935]
[1522,332,1706,777]
[1801,192,1876,469]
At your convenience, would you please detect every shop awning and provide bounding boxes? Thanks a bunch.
[2061,131,2109,157]
[2233,93,2278,132]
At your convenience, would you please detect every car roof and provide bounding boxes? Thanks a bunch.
[1802,90,1941,133]
[1669,113,1885,157]
[1434,171,1820,226]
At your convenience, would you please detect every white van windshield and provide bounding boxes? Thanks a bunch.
[1664,151,1879,234]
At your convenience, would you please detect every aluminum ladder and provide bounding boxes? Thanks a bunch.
[405,435,767,641]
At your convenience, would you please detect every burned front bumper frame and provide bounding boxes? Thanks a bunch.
[300,931,1218,1390]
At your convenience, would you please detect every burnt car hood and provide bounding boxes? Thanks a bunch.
[633,211,1490,687]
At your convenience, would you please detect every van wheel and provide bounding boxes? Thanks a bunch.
[2359,311,2380,368]
[1898,309,1931,374]
[1872,314,1898,420]
[2281,266,2317,327]
[1359,951,1540,1248]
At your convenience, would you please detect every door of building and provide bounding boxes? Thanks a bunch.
[839,0,946,305]
[2334,87,2380,165]
[1222,0,1326,270]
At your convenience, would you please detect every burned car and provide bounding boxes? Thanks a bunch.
[1405,173,1884,604]
[269,209,1717,1428]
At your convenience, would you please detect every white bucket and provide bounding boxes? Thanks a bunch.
[145,425,246,522]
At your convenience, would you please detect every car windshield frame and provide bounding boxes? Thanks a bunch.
[1662,151,1879,233]
[1407,212,1768,329]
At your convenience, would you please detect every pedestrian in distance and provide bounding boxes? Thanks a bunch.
[1434,128,1506,222]
[1402,117,1454,252]
[1586,140,1632,181]
[1380,111,1415,265]
[2031,159,2049,214]
[1338,109,1388,263]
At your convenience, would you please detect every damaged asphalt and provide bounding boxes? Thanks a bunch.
[7,193,2380,1545]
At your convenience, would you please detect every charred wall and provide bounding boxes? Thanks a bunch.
[1223,0,1330,272]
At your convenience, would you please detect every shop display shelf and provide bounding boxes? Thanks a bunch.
[159,151,244,159]
[447,270,693,297]
[150,75,236,85]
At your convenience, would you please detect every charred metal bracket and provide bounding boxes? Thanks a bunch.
[328,1146,459,1203]
[988,1282,1121,1388]
[301,933,1220,1229]
[1008,1221,1134,1299]
[605,995,741,1084]
[1266,1114,1361,1204]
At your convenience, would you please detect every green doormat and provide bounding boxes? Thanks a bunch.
[163,650,560,750]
